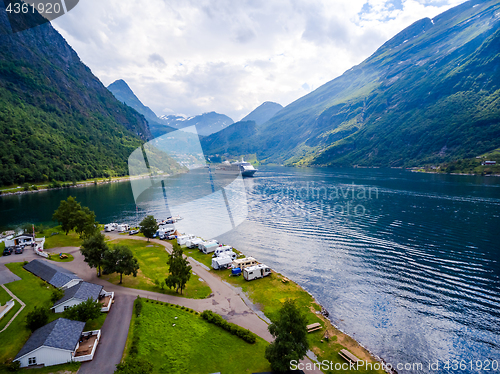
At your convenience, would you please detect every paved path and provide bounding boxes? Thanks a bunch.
[0,284,26,333]
[1,235,323,374]
[79,294,134,374]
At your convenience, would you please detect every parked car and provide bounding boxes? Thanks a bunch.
[14,246,24,254]
[3,247,13,256]
[166,234,176,240]
[129,229,140,235]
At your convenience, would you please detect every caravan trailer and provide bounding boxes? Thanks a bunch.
[199,241,220,254]
[212,245,233,258]
[186,238,204,249]
[104,224,114,232]
[212,256,234,270]
[117,224,130,232]
[243,264,272,281]
[232,257,258,270]
[177,235,196,246]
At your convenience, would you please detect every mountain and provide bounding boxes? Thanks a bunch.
[201,121,259,156]
[204,0,500,167]
[159,112,234,136]
[0,4,151,186]
[107,79,159,125]
[240,101,283,126]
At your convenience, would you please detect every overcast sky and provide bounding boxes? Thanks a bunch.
[52,0,465,121]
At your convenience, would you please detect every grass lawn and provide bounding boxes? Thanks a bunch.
[203,263,384,374]
[37,226,82,250]
[102,239,211,299]
[126,299,271,374]
[47,253,74,262]
[0,263,61,364]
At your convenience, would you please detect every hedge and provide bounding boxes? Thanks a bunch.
[200,310,257,344]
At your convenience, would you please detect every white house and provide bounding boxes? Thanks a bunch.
[14,318,102,368]
[23,260,82,289]
[51,282,114,313]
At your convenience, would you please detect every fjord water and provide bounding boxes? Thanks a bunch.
[1,167,499,373]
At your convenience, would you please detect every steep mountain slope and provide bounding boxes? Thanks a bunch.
[0,3,151,185]
[210,0,500,167]
[107,79,159,125]
[107,79,176,137]
[159,112,234,136]
[201,121,259,156]
[241,101,283,126]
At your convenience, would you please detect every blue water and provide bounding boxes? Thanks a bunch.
[1,166,499,373]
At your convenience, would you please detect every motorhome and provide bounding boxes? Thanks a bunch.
[116,224,130,232]
[232,257,258,270]
[177,234,196,246]
[212,256,234,270]
[199,240,220,254]
[186,238,204,249]
[156,226,175,238]
[212,245,233,258]
[243,264,272,281]
[104,224,114,232]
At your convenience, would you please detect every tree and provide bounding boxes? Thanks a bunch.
[265,299,309,373]
[74,206,99,239]
[104,245,139,284]
[50,288,65,303]
[165,246,192,295]
[52,196,81,234]
[139,215,158,242]
[80,232,109,277]
[26,306,49,332]
[63,298,102,322]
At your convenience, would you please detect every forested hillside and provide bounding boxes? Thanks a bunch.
[203,0,500,168]
[0,3,151,186]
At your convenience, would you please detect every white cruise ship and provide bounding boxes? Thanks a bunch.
[232,159,258,177]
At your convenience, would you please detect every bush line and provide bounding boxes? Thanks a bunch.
[200,310,257,344]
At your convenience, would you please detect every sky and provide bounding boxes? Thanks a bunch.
[52,0,466,121]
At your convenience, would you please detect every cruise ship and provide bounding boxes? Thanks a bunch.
[232,159,258,177]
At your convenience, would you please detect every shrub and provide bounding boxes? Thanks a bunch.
[26,306,49,332]
[135,297,143,316]
[200,310,257,344]
[50,288,64,303]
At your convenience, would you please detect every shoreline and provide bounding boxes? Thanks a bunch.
[0,175,148,197]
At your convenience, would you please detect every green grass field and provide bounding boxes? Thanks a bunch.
[0,263,60,364]
[126,299,271,374]
[47,253,74,262]
[183,248,383,374]
[102,239,211,299]
[38,226,82,249]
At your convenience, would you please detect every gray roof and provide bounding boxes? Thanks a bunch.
[23,259,81,288]
[15,318,85,360]
[53,282,103,308]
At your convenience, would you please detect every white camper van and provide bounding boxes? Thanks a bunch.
[186,238,204,249]
[232,257,258,270]
[117,224,130,232]
[212,256,233,270]
[200,241,220,254]
[212,245,233,258]
[177,234,196,246]
[243,264,272,281]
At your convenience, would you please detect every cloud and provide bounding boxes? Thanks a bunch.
[52,0,466,121]
[148,53,167,68]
